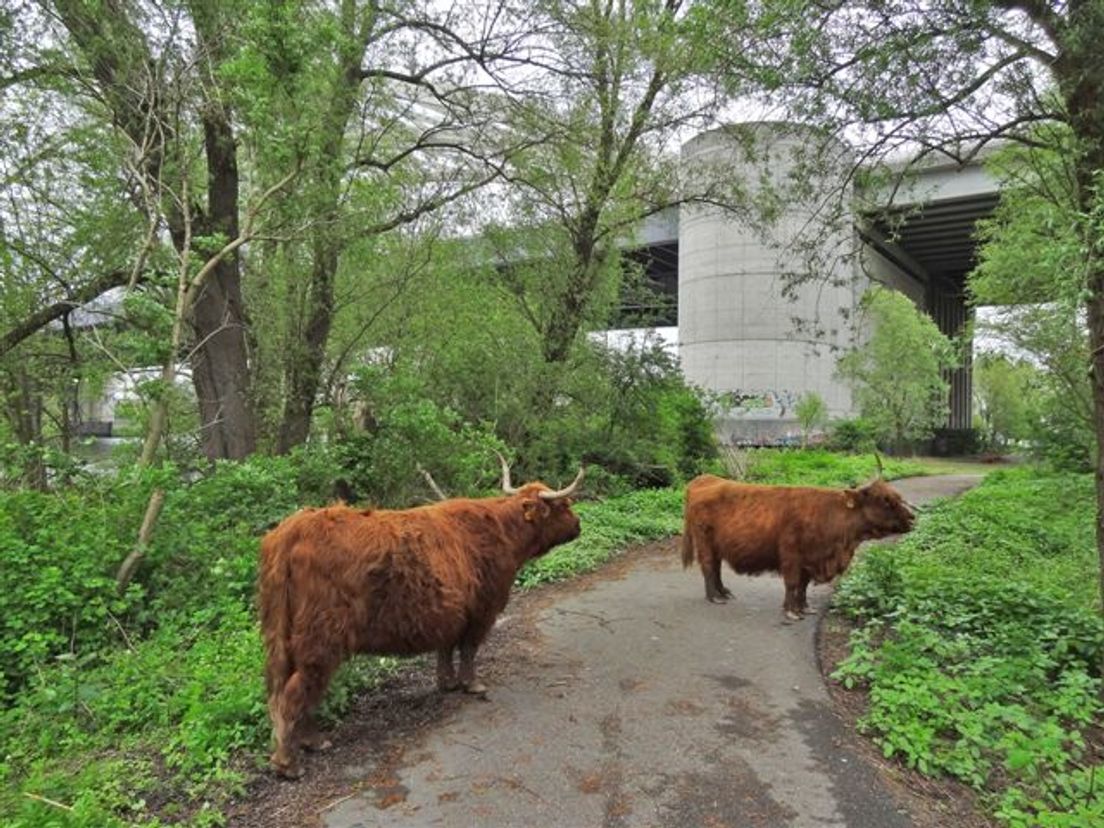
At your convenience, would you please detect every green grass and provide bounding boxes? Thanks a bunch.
[517,487,685,588]
[741,448,930,486]
[832,468,1102,827]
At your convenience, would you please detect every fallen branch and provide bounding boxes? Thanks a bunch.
[417,463,449,501]
[116,488,167,592]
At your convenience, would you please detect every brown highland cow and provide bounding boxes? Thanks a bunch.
[681,472,915,620]
[258,456,584,778]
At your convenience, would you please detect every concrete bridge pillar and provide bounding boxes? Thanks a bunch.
[678,123,857,444]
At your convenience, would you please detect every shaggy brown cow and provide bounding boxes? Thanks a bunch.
[681,474,915,620]
[258,457,584,778]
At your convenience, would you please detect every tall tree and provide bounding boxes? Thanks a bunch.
[228,0,520,452]
[482,0,730,364]
[0,3,144,478]
[972,352,1038,450]
[837,289,957,452]
[970,139,1092,463]
[44,0,260,459]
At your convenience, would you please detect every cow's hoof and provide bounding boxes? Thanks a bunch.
[718,587,734,598]
[784,610,802,622]
[300,736,333,752]
[706,595,728,604]
[271,756,304,780]
[462,681,488,698]
[801,607,817,615]
[438,679,461,693]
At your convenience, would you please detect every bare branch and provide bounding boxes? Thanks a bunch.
[0,270,130,358]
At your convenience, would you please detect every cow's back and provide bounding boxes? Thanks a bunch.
[265,504,489,657]
[684,477,843,575]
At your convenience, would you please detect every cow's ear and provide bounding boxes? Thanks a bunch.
[522,498,546,522]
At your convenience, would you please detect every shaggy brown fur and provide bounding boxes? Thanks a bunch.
[680,474,914,620]
[258,482,581,778]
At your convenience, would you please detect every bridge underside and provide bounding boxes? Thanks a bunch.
[868,191,1001,437]
[617,189,999,445]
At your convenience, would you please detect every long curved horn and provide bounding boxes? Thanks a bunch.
[538,466,586,501]
[496,450,520,495]
[874,451,885,479]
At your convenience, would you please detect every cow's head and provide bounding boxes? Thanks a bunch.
[498,453,584,555]
[846,479,915,538]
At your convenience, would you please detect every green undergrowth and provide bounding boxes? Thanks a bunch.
[742,448,928,486]
[0,448,936,826]
[832,468,1103,827]
[516,487,684,588]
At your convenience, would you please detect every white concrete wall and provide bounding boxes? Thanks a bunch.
[678,123,858,443]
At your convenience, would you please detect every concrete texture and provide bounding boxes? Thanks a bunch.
[678,124,859,438]
[321,475,981,828]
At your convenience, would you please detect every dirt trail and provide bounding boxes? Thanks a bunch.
[228,474,982,828]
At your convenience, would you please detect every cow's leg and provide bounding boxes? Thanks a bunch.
[270,660,337,778]
[797,572,815,616]
[708,556,733,602]
[698,544,728,603]
[715,557,734,600]
[457,621,494,697]
[437,647,460,692]
[780,551,804,622]
[458,640,490,696]
[297,714,333,752]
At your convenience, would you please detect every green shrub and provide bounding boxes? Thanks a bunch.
[831,468,1103,826]
[0,471,159,700]
[333,365,505,506]
[825,417,878,452]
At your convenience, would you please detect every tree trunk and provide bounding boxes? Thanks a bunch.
[188,68,256,460]
[274,42,365,452]
[2,367,47,490]
[1060,0,1104,614]
[541,233,607,364]
[1088,283,1104,612]
[277,242,337,453]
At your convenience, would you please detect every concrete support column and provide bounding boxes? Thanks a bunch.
[678,123,857,444]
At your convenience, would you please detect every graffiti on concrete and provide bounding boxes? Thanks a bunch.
[724,389,800,419]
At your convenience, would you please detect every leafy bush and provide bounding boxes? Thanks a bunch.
[794,392,829,447]
[826,417,878,452]
[831,469,1103,826]
[837,289,958,452]
[325,335,718,499]
[330,365,505,506]
[522,338,718,491]
[0,470,158,700]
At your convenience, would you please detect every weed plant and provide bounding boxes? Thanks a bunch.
[832,469,1103,827]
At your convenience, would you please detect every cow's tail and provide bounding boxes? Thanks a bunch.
[259,530,294,706]
[680,509,696,569]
